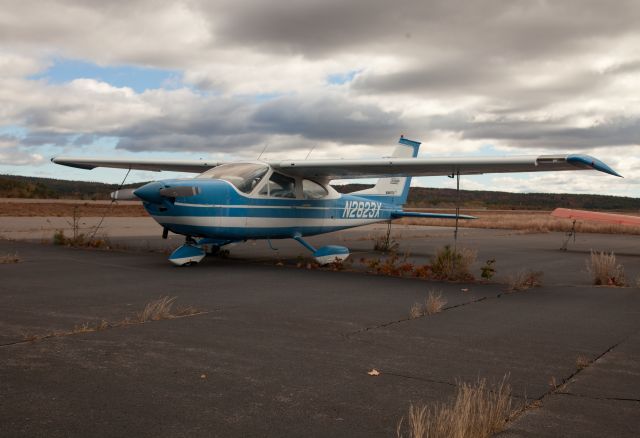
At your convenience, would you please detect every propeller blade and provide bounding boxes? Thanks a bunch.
[159,186,201,198]
[110,188,140,200]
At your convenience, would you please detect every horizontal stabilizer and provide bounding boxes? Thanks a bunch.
[391,211,477,220]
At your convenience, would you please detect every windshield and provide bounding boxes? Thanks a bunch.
[197,163,269,193]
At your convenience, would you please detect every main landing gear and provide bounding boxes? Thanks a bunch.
[292,233,350,265]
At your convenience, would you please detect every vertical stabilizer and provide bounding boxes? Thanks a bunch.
[351,136,421,206]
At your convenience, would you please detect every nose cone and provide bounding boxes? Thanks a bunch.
[133,181,165,204]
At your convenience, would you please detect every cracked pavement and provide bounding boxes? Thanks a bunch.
[0,225,639,437]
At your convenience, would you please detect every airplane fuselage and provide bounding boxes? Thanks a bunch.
[142,178,396,241]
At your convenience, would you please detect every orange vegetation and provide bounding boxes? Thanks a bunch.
[398,210,640,235]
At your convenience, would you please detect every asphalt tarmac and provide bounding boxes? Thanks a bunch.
[1,224,639,437]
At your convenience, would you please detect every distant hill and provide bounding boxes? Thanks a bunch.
[0,175,147,200]
[1,174,638,211]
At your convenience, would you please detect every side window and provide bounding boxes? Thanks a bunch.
[303,179,328,199]
[259,172,296,198]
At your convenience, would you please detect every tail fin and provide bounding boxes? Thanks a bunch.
[352,136,421,206]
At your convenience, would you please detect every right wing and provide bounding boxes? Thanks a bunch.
[50,156,222,173]
[271,154,622,180]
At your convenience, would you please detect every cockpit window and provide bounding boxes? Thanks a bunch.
[197,163,269,193]
[259,172,296,198]
[302,179,328,199]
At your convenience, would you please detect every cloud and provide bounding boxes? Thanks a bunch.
[0,135,44,165]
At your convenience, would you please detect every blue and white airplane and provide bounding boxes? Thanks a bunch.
[52,136,621,266]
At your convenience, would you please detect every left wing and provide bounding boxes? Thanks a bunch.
[271,154,621,180]
[52,153,621,179]
[51,156,222,173]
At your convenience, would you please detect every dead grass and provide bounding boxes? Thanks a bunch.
[409,302,424,319]
[507,270,543,291]
[0,252,21,264]
[52,230,110,249]
[409,290,447,318]
[586,250,626,286]
[431,245,476,281]
[425,291,447,315]
[398,210,640,235]
[397,375,514,438]
[136,296,178,322]
[576,355,590,370]
[20,297,204,343]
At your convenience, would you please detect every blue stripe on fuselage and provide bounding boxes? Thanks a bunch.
[141,179,397,239]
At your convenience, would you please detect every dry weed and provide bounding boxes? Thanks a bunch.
[0,253,21,264]
[72,322,93,333]
[21,332,40,342]
[175,305,201,317]
[508,270,543,291]
[398,375,513,438]
[586,250,626,286]
[398,211,640,235]
[52,230,110,249]
[96,319,110,331]
[576,355,590,370]
[409,302,424,319]
[425,291,447,315]
[408,290,447,318]
[136,296,177,322]
[431,245,476,281]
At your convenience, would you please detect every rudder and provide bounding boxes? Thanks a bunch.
[352,136,421,206]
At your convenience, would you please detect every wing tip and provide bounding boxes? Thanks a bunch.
[566,154,623,177]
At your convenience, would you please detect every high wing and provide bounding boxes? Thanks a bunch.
[552,208,640,226]
[50,156,222,173]
[271,154,621,180]
[52,153,621,178]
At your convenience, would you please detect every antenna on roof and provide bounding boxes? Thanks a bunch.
[257,143,269,160]
[305,146,315,160]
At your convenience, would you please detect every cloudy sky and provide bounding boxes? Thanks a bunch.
[1,0,639,195]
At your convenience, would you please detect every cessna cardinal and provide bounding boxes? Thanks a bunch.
[52,136,621,266]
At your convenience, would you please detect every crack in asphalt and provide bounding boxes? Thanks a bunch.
[344,283,540,338]
[505,335,633,427]
[344,296,490,338]
[556,392,640,403]
[0,310,212,348]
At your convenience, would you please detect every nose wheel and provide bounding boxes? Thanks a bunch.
[169,236,206,266]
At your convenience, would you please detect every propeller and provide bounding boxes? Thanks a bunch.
[110,188,140,201]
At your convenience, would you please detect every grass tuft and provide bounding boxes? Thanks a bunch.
[410,290,447,318]
[398,375,514,438]
[507,270,543,291]
[53,230,110,249]
[425,291,447,315]
[576,355,590,370]
[136,296,177,322]
[430,245,476,281]
[0,253,21,264]
[586,250,626,286]
[409,302,424,319]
